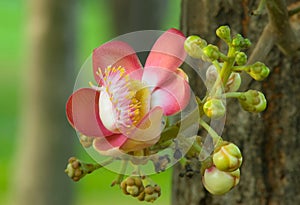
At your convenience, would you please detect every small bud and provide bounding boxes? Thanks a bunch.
[235,52,247,66]
[216,25,231,44]
[202,166,240,195]
[239,90,267,112]
[184,35,207,59]
[232,34,251,50]
[203,44,220,61]
[65,157,101,182]
[203,98,226,119]
[213,142,242,172]
[225,72,241,92]
[121,176,144,197]
[247,62,270,81]
[138,177,161,202]
[144,185,161,202]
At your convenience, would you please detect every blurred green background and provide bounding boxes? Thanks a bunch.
[0,0,181,204]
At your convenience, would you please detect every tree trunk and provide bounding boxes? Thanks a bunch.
[172,0,300,204]
[10,0,76,205]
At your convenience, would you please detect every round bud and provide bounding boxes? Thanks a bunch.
[202,166,240,195]
[216,25,231,43]
[235,52,247,66]
[203,45,220,61]
[225,72,241,92]
[247,62,270,81]
[184,35,207,59]
[203,98,226,119]
[239,90,267,113]
[213,142,242,172]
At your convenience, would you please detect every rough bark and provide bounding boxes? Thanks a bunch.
[10,0,76,205]
[172,0,300,204]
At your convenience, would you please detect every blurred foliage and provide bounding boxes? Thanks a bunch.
[0,0,180,204]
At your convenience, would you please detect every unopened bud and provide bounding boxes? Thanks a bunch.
[144,185,161,202]
[225,72,241,92]
[121,176,144,197]
[65,157,101,182]
[203,98,226,119]
[239,90,267,112]
[232,34,251,50]
[247,62,270,81]
[235,52,247,66]
[202,166,240,195]
[203,44,220,61]
[184,35,207,59]
[213,142,242,172]
[216,25,231,44]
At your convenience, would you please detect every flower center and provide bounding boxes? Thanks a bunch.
[96,66,150,132]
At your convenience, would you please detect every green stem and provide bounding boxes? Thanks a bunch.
[111,160,128,186]
[223,92,242,99]
[232,65,250,72]
[199,118,223,146]
[219,46,236,87]
[210,46,236,97]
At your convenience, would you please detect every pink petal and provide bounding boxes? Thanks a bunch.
[92,41,143,84]
[93,134,127,156]
[144,28,186,71]
[66,88,113,137]
[150,69,191,116]
[120,107,164,152]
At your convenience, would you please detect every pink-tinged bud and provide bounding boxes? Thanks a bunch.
[202,166,240,195]
[213,142,242,172]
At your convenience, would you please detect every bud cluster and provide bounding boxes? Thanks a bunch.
[202,142,242,195]
[121,176,161,202]
[65,157,101,182]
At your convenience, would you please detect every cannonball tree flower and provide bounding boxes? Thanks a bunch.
[66,29,191,156]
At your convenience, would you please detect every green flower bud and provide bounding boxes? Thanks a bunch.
[203,44,220,61]
[225,72,241,92]
[184,35,207,59]
[232,34,251,50]
[202,166,240,195]
[216,25,231,44]
[203,98,226,119]
[213,142,242,172]
[247,62,270,81]
[239,90,267,112]
[235,52,247,66]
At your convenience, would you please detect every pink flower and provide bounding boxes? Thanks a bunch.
[66,28,190,156]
